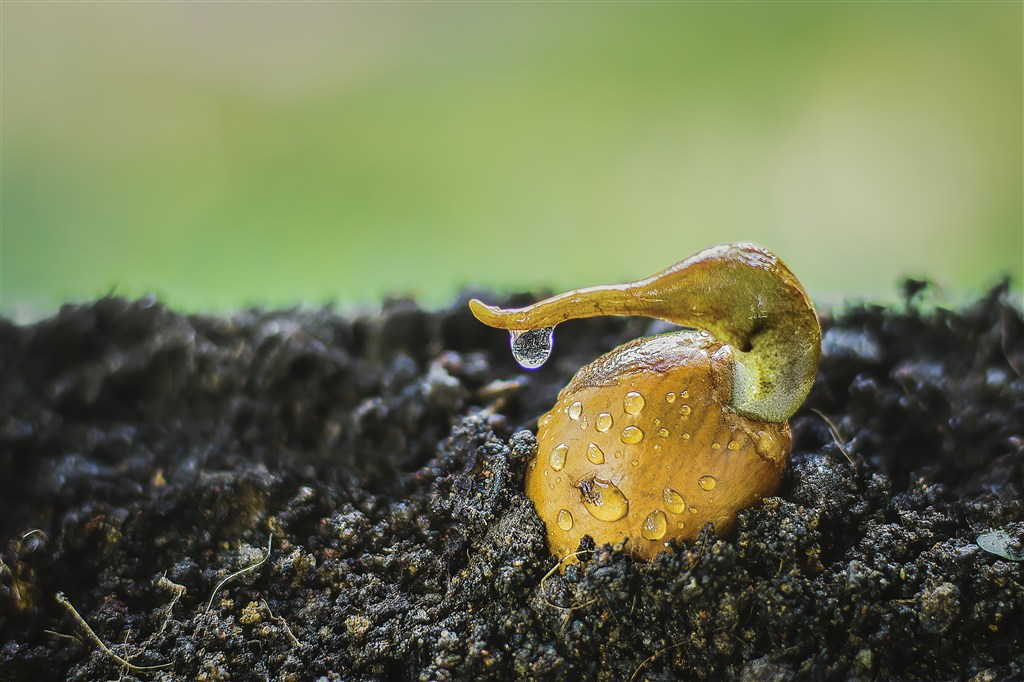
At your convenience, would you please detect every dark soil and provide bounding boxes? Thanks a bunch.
[1,283,1022,681]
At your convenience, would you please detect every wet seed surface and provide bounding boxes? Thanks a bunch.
[0,285,1022,681]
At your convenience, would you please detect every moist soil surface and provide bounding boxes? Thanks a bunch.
[1,284,1022,681]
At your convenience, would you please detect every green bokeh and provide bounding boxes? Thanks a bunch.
[3,3,1021,320]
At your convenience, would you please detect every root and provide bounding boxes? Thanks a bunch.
[54,592,171,672]
[205,535,273,612]
[811,408,854,466]
[629,640,688,682]
[259,599,303,649]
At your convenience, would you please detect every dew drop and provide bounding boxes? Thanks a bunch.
[658,428,669,438]
[631,458,639,467]
[578,477,629,522]
[698,475,717,491]
[665,392,676,403]
[595,413,613,432]
[662,487,686,514]
[711,442,721,450]
[580,415,589,430]
[567,401,583,420]
[586,442,606,465]
[728,440,741,451]
[641,510,668,541]
[549,444,568,471]
[679,405,691,417]
[556,509,574,531]
[509,327,554,369]
[620,425,644,444]
[624,391,646,415]
[682,432,691,440]
[541,413,553,426]
[680,390,689,398]
[676,521,685,529]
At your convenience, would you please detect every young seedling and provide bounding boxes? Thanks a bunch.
[470,242,821,562]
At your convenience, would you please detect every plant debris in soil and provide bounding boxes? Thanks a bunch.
[1,282,1022,681]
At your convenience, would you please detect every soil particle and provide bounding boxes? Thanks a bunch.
[1,283,1022,680]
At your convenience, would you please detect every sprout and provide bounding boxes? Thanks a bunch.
[471,243,821,563]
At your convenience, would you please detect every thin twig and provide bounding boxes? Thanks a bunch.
[205,535,273,612]
[54,592,171,672]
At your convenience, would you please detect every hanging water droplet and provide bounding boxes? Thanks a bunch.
[623,391,646,415]
[698,475,717,491]
[620,425,644,444]
[662,487,686,514]
[549,443,568,471]
[556,509,574,531]
[641,510,668,540]
[509,327,554,369]
[586,442,606,464]
[578,477,629,522]
[567,401,583,420]
[595,413,613,432]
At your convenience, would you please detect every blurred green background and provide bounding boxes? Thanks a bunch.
[2,2,1021,320]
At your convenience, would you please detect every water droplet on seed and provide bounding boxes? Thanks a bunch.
[578,477,629,522]
[595,413,613,432]
[620,426,644,444]
[509,327,554,369]
[624,391,645,415]
[662,487,686,514]
[679,405,691,416]
[682,432,691,440]
[658,428,669,438]
[568,401,583,420]
[580,415,589,430]
[586,442,606,464]
[549,444,568,471]
[665,392,676,403]
[698,475,717,491]
[641,510,668,540]
[712,442,721,450]
[556,509,574,531]
[728,440,740,451]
